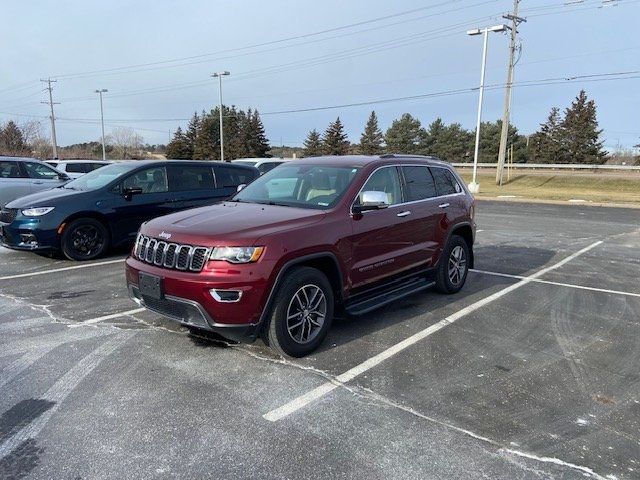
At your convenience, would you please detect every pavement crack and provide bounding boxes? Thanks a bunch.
[0,293,68,326]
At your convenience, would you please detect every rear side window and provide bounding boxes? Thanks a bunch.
[66,163,85,173]
[402,166,437,201]
[215,166,256,188]
[89,163,107,171]
[168,165,215,191]
[24,162,60,179]
[430,167,461,196]
[0,161,23,178]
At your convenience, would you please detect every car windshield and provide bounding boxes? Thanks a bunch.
[233,164,360,210]
[62,162,137,190]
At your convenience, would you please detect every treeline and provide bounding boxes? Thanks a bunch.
[165,106,269,160]
[303,90,608,164]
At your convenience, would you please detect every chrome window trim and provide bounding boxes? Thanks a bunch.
[350,163,466,216]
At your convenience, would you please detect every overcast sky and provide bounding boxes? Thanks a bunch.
[1,0,638,150]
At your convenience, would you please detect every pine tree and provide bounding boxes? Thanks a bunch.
[477,120,528,164]
[303,129,323,157]
[530,107,563,163]
[359,111,384,155]
[193,108,221,160]
[165,127,192,159]
[185,112,200,158]
[0,120,27,155]
[560,90,606,164]
[322,117,350,155]
[384,113,425,154]
[242,109,270,157]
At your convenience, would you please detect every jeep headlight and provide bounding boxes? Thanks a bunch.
[22,207,55,217]
[209,246,264,264]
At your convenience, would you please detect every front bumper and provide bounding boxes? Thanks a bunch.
[125,256,275,343]
[0,221,60,251]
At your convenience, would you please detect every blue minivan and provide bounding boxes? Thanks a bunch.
[0,160,257,260]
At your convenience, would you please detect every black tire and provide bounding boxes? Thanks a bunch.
[435,235,470,294]
[264,267,334,357]
[61,218,110,261]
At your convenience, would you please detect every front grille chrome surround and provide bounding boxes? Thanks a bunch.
[134,234,210,272]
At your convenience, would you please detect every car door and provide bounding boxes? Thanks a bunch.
[166,164,224,210]
[0,161,33,206]
[23,161,67,193]
[108,166,174,243]
[399,165,442,267]
[214,165,257,197]
[348,166,417,289]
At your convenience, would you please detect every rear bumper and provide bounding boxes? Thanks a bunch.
[125,256,276,342]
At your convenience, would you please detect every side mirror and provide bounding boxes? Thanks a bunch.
[123,186,143,201]
[353,191,390,213]
[236,183,247,192]
[58,173,70,181]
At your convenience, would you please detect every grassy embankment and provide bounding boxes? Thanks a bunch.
[456,168,640,205]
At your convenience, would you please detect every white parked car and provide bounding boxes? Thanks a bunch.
[231,158,293,175]
[46,160,110,179]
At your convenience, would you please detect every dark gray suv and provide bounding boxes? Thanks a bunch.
[0,157,69,207]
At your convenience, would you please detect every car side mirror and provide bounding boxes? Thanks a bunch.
[236,183,247,192]
[353,191,390,213]
[58,173,70,181]
[123,186,143,201]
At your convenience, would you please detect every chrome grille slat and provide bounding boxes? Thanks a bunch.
[134,235,209,272]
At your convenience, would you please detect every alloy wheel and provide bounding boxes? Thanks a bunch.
[448,245,467,286]
[285,284,327,344]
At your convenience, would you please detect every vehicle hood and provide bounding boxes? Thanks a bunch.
[5,187,86,208]
[141,201,327,246]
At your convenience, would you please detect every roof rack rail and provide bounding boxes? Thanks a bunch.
[379,154,437,160]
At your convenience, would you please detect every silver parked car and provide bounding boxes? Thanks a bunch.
[46,159,110,179]
[0,157,69,207]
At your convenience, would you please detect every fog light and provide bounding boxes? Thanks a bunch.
[19,234,38,246]
[210,289,242,303]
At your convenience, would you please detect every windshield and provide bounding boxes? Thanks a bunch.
[233,164,360,210]
[63,162,137,190]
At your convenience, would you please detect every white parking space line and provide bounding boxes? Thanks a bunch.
[0,258,125,281]
[67,307,146,328]
[263,240,603,422]
[0,332,133,460]
[471,269,640,298]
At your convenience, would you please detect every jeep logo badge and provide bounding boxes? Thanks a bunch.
[159,231,172,240]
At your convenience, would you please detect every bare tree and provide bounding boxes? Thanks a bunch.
[107,127,145,159]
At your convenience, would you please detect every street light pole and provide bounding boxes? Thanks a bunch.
[211,71,230,161]
[95,89,108,160]
[466,25,507,194]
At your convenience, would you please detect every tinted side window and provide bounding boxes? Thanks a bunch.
[0,161,24,178]
[24,162,60,179]
[258,162,280,174]
[168,165,215,191]
[358,167,402,206]
[430,167,458,196]
[122,167,168,193]
[215,166,256,188]
[402,166,437,201]
[89,163,107,171]
[66,163,85,173]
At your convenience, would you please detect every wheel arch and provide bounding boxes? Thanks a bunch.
[445,222,475,269]
[258,252,344,327]
[60,211,112,241]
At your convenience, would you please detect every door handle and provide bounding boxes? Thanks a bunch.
[438,203,450,208]
[396,211,411,217]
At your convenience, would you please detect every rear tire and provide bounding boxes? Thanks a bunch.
[264,267,334,357]
[435,235,469,294]
[61,218,109,261]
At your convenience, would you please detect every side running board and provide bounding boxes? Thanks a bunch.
[345,277,435,316]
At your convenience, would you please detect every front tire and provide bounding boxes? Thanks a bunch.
[61,218,109,261]
[435,235,470,294]
[264,267,334,357]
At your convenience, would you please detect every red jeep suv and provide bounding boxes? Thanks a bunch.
[125,155,476,357]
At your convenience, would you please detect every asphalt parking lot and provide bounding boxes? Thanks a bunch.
[0,200,638,480]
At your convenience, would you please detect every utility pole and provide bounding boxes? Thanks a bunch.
[41,78,59,159]
[95,89,108,160]
[467,24,508,194]
[496,0,526,185]
[211,71,230,161]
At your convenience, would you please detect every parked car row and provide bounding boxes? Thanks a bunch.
[125,155,476,356]
[46,159,111,179]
